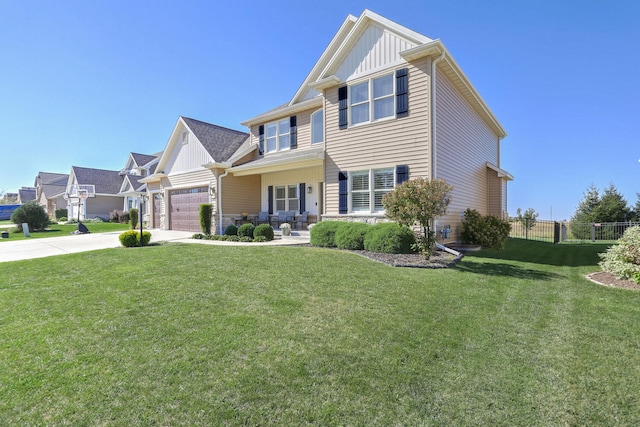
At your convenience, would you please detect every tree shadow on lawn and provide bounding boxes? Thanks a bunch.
[461,239,610,268]
[454,260,563,281]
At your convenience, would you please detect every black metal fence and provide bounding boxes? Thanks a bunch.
[508,219,640,244]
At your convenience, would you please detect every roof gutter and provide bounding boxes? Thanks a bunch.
[431,50,446,180]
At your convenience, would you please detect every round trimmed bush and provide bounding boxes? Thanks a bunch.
[364,222,416,254]
[10,202,50,232]
[119,230,151,247]
[224,224,238,236]
[254,224,274,241]
[335,222,371,250]
[238,223,255,238]
[310,221,342,247]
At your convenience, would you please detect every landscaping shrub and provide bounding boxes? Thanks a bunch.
[253,235,268,243]
[364,222,416,254]
[10,202,50,232]
[55,208,68,221]
[119,230,151,247]
[310,221,342,247]
[129,208,139,229]
[239,236,253,243]
[110,210,123,223]
[254,224,274,241]
[226,235,239,242]
[599,226,640,284]
[335,222,371,250]
[461,208,511,249]
[59,217,68,222]
[192,233,205,239]
[199,204,213,235]
[224,224,238,236]
[238,223,255,239]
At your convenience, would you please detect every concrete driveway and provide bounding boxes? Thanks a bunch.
[0,229,309,263]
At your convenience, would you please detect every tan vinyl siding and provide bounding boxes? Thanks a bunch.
[166,169,215,188]
[324,60,431,215]
[221,175,261,215]
[435,67,499,220]
[486,169,503,217]
[250,107,321,157]
[262,166,323,215]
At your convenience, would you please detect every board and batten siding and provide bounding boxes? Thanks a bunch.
[164,131,214,175]
[324,59,431,215]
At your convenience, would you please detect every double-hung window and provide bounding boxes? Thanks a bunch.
[350,168,395,213]
[275,184,299,211]
[350,74,394,126]
[265,119,291,153]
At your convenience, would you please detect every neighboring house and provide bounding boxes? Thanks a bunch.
[17,187,37,204]
[118,152,161,217]
[65,166,125,221]
[233,9,512,241]
[141,117,254,232]
[34,172,69,218]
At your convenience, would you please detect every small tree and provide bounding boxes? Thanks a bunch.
[129,208,139,230]
[382,178,453,258]
[516,207,539,239]
[199,204,213,235]
[10,202,50,232]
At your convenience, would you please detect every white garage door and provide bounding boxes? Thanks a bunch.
[168,187,209,232]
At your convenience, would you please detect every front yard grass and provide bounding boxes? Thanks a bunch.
[0,222,130,241]
[1,239,639,425]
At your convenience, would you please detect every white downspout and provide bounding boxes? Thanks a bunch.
[431,50,446,180]
[217,169,230,235]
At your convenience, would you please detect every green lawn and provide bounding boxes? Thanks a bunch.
[1,239,639,425]
[0,222,130,241]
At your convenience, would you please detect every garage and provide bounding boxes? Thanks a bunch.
[168,187,209,232]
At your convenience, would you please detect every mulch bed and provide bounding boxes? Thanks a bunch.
[349,249,462,268]
[587,271,640,291]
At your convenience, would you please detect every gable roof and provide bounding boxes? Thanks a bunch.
[36,172,69,186]
[71,166,124,195]
[18,187,36,203]
[182,117,249,162]
[243,9,505,137]
[130,152,157,167]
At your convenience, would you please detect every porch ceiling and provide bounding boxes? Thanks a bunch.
[229,147,325,177]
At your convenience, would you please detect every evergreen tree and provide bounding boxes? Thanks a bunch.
[594,184,631,222]
[571,184,600,223]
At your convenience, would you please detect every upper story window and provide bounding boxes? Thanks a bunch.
[350,74,394,126]
[339,68,408,129]
[311,109,323,144]
[260,116,298,154]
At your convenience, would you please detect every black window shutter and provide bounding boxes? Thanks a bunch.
[299,182,305,213]
[338,172,348,214]
[258,125,265,155]
[396,165,409,184]
[396,68,408,117]
[338,86,348,129]
[290,116,297,149]
[268,185,273,214]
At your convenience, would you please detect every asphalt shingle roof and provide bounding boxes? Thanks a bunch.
[71,166,124,195]
[182,117,249,162]
[130,153,158,167]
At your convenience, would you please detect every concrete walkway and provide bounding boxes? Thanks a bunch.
[0,229,310,263]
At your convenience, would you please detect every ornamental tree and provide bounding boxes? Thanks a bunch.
[516,207,539,239]
[382,178,453,258]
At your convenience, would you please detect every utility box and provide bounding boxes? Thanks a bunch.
[22,223,30,237]
[1,231,8,239]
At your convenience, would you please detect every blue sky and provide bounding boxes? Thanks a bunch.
[1,0,638,220]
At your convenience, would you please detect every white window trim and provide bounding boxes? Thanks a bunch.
[275,184,299,212]
[349,73,395,127]
[311,109,324,144]
[349,167,396,214]
[265,119,291,154]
